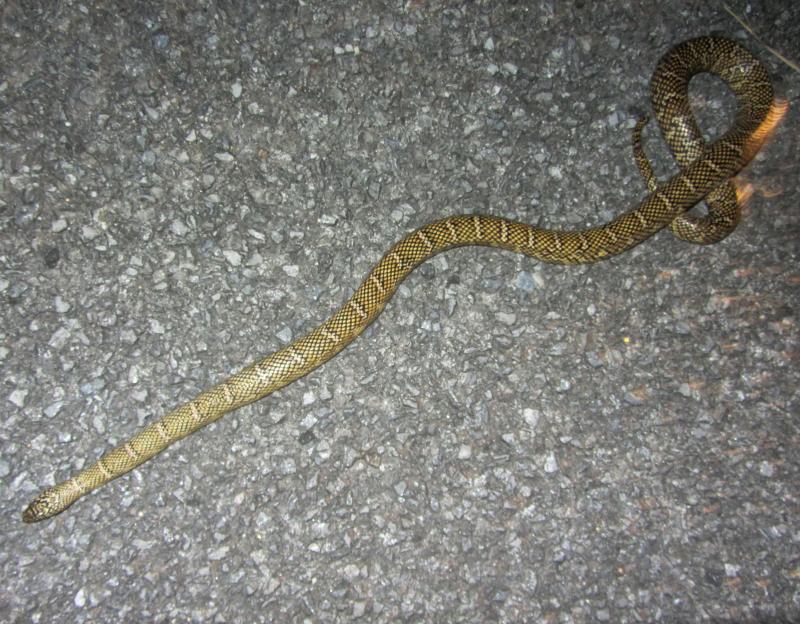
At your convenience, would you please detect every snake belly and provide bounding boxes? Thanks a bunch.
[22,36,776,522]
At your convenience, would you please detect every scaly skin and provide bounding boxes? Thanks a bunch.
[23,36,776,522]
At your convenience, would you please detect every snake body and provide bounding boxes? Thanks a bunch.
[23,36,776,522]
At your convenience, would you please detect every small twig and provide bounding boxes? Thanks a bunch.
[722,2,799,72]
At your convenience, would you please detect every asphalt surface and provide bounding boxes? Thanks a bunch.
[2,1,798,622]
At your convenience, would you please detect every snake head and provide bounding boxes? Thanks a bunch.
[22,487,67,523]
[23,478,87,523]
[23,495,53,523]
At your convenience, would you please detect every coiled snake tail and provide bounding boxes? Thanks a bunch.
[23,36,776,522]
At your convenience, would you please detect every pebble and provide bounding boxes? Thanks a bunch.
[224,250,242,266]
[514,271,536,293]
[44,401,63,418]
[495,311,516,326]
[8,389,28,407]
[522,408,540,429]
[81,225,100,240]
[48,327,71,348]
[276,327,293,343]
[170,219,189,236]
[54,296,70,313]
[74,588,86,608]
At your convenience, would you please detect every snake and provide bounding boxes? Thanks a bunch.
[22,35,777,522]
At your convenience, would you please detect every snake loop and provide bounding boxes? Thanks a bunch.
[23,36,776,522]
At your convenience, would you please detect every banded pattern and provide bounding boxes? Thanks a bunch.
[23,36,776,522]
